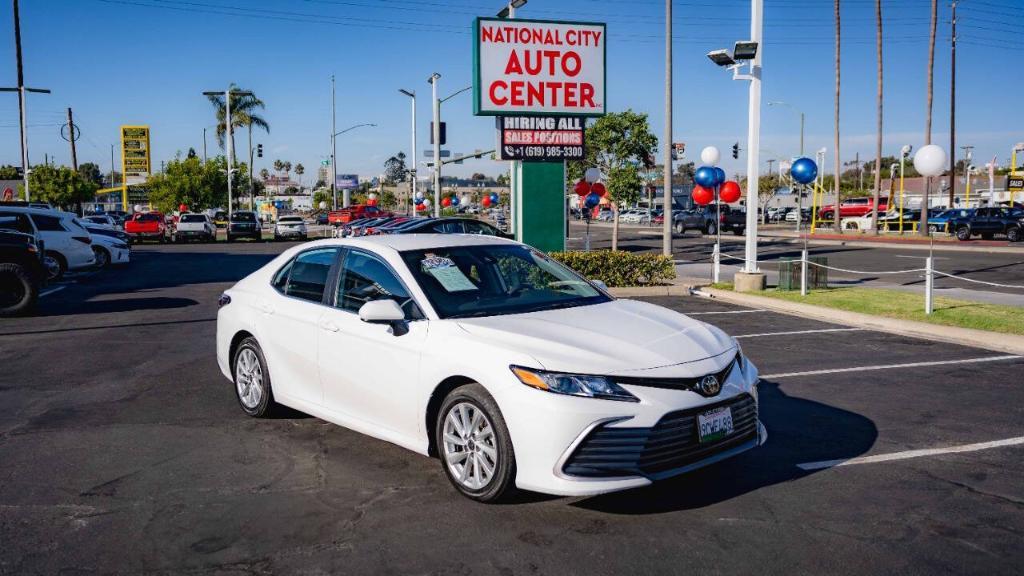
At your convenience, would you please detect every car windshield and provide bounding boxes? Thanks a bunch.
[400,244,610,319]
[180,214,206,223]
[136,213,159,222]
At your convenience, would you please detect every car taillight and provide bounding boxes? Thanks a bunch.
[73,236,92,245]
[720,213,726,223]
[218,292,231,307]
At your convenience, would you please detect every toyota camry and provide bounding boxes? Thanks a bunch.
[216,235,765,502]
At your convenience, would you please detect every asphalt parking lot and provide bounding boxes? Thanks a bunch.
[2,241,1022,574]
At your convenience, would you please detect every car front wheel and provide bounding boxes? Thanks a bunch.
[436,384,516,503]
[674,221,684,235]
[705,222,717,236]
[0,263,38,317]
[43,251,66,282]
[955,226,971,241]
[92,246,110,269]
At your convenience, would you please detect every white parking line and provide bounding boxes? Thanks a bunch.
[797,436,1024,471]
[735,328,864,339]
[39,286,66,298]
[683,309,768,316]
[760,355,1020,379]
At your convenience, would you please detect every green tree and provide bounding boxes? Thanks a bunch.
[312,190,331,210]
[206,85,270,162]
[568,110,657,250]
[471,172,486,180]
[495,172,510,187]
[283,161,292,181]
[145,155,245,213]
[77,162,104,186]
[0,165,20,180]
[384,152,408,185]
[25,165,98,209]
[273,159,284,175]
[260,168,270,181]
[294,163,304,185]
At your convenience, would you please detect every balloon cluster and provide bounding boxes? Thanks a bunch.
[574,168,608,210]
[414,193,431,212]
[481,192,500,208]
[441,195,461,208]
[691,164,740,206]
[367,193,378,207]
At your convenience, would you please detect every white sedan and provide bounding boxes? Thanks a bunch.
[216,235,764,502]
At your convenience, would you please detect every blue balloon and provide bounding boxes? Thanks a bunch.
[450,196,459,206]
[714,167,727,186]
[584,192,601,208]
[694,166,717,188]
[489,193,499,204]
[790,157,818,185]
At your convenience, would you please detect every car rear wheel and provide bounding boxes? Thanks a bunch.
[955,226,971,241]
[705,222,717,236]
[0,263,37,317]
[733,228,744,236]
[233,337,276,418]
[674,221,684,235]
[928,224,939,233]
[43,251,66,282]
[436,384,516,503]
[1008,227,1021,243]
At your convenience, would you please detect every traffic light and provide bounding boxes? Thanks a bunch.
[430,122,447,145]
[257,144,263,158]
[732,143,740,159]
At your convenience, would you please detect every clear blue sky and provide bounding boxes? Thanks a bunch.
[1,0,1020,182]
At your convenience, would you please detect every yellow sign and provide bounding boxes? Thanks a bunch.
[121,125,151,186]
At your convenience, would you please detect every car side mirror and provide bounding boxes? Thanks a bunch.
[358,299,406,324]
[591,279,609,291]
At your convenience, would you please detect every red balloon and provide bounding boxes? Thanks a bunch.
[573,180,591,197]
[692,185,714,206]
[591,182,607,197]
[179,204,188,213]
[482,197,493,208]
[720,181,741,203]
[415,203,426,211]
[442,197,452,207]
[366,198,378,206]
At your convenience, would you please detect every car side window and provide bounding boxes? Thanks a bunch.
[463,220,491,235]
[0,212,34,234]
[432,221,464,234]
[283,248,339,303]
[30,214,65,232]
[335,250,421,319]
[272,261,293,294]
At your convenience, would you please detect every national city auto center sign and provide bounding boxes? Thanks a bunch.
[474,18,606,117]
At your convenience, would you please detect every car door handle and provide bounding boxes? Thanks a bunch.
[257,301,274,315]
[319,320,339,332]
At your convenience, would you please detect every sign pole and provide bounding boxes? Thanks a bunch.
[662,0,673,256]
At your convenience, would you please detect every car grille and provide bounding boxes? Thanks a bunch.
[611,353,739,397]
[561,393,758,479]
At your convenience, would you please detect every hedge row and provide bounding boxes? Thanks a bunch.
[549,250,676,287]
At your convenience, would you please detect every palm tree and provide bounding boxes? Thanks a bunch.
[206,84,269,163]
[870,0,883,234]
[833,0,842,233]
[273,159,284,176]
[921,0,937,236]
[259,168,270,181]
[294,163,305,187]
[283,161,292,183]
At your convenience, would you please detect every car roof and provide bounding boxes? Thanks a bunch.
[0,205,77,219]
[303,233,518,252]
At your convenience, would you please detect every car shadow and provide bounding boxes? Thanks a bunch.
[570,380,877,514]
[36,296,199,317]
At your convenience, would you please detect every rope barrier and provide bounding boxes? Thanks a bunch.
[804,261,926,276]
[931,271,1024,290]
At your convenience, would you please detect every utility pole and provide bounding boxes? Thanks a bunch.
[766,158,775,179]
[948,0,958,207]
[743,0,764,273]
[110,144,115,188]
[248,123,254,210]
[330,75,338,210]
[429,73,441,218]
[398,88,417,215]
[2,0,50,201]
[661,0,673,256]
[66,107,78,171]
[203,127,207,163]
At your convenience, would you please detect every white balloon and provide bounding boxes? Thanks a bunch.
[368,193,377,200]
[914,144,947,177]
[422,198,431,207]
[700,146,720,166]
[584,167,601,183]
[318,201,327,209]
[461,195,470,206]
[133,204,142,213]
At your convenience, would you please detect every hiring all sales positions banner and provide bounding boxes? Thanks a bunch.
[498,116,585,161]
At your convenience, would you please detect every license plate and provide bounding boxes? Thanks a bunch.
[697,406,734,443]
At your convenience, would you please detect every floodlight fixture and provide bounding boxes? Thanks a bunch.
[732,41,758,61]
[707,49,735,67]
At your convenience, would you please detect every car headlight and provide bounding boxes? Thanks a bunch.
[510,366,639,402]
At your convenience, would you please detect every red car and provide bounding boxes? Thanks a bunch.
[327,204,391,226]
[818,197,889,221]
[125,212,167,243]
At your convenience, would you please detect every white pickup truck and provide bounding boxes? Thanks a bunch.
[174,213,216,243]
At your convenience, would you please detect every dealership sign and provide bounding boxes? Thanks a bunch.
[335,174,359,190]
[498,116,584,161]
[474,18,606,117]
[1007,175,1024,192]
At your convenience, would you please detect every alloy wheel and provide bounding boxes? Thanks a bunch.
[235,348,264,409]
[442,402,498,491]
[43,255,62,281]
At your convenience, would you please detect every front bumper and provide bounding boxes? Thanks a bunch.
[495,354,763,497]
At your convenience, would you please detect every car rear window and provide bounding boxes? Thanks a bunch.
[180,214,206,223]
[233,212,257,222]
[280,216,302,223]
[136,213,160,222]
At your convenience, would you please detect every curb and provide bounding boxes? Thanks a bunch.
[694,287,1024,356]
[759,234,1023,254]
[608,280,701,297]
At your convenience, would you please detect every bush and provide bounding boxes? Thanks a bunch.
[549,250,675,287]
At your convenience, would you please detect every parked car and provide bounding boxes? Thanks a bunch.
[674,205,746,236]
[391,217,510,238]
[0,207,95,281]
[175,213,217,243]
[817,197,889,221]
[210,210,229,229]
[216,235,763,501]
[928,208,974,233]
[274,215,308,241]
[125,212,168,243]
[315,212,330,226]
[328,204,390,226]
[784,208,811,224]
[0,228,46,316]
[227,211,262,242]
[83,224,131,268]
[83,214,121,229]
[949,207,1023,242]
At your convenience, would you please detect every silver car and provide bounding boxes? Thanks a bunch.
[273,215,307,241]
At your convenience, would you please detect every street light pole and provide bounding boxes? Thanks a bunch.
[743,0,764,274]
[429,73,441,217]
[398,88,417,214]
[331,75,338,210]
[662,0,673,257]
[203,88,252,218]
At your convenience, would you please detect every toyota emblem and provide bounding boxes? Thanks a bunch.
[698,375,721,396]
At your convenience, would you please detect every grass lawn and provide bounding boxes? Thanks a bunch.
[722,285,1024,336]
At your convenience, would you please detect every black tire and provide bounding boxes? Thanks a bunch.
[822,212,834,221]
[733,228,745,236]
[0,263,38,317]
[674,221,685,235]
[928,224,938,233]
[43,251,66,282]
[955,226,971,241]
[232,337,277,418]
[705,222,717,236]
[435,383,516,503]
[92,246,111,269]
[1008,227,1021,243]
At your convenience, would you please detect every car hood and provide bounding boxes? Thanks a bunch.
[454,299,735,374]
